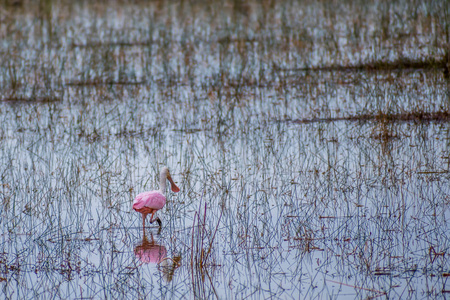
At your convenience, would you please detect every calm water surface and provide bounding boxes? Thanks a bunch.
[0,1,449,299]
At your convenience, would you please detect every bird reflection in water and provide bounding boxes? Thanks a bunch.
[134,232,181,282]
[134,232,167,264]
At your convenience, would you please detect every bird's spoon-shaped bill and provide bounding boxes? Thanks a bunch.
[168,175,180,193]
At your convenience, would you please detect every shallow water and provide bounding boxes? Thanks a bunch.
[0,1,449,299]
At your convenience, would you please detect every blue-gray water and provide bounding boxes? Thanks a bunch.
[0,1,449,299]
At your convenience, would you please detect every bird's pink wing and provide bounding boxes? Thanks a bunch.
[133,191,166,210]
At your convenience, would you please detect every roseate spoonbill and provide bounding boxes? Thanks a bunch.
[133,167,180,229]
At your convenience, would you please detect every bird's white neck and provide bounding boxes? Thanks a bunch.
[159,170,167,194]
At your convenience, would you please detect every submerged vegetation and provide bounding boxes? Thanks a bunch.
[0,0,449,299]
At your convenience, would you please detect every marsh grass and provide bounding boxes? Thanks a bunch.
[275,56,450,72]
[290,110,450,124]
[0,0,449,299]
[189,202,221,299]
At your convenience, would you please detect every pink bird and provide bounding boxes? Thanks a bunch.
[133,167,180,229]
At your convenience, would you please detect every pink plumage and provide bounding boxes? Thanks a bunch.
[133,191,166,211]
[133,167,180,231]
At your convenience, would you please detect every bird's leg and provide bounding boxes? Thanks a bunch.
[142,213,148,235]
[149,212,162,228]
[142,214,147,228]
[149,212,155,223]
[155,217,162,228]
[156,225,161,235]
[142,213,147,227]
